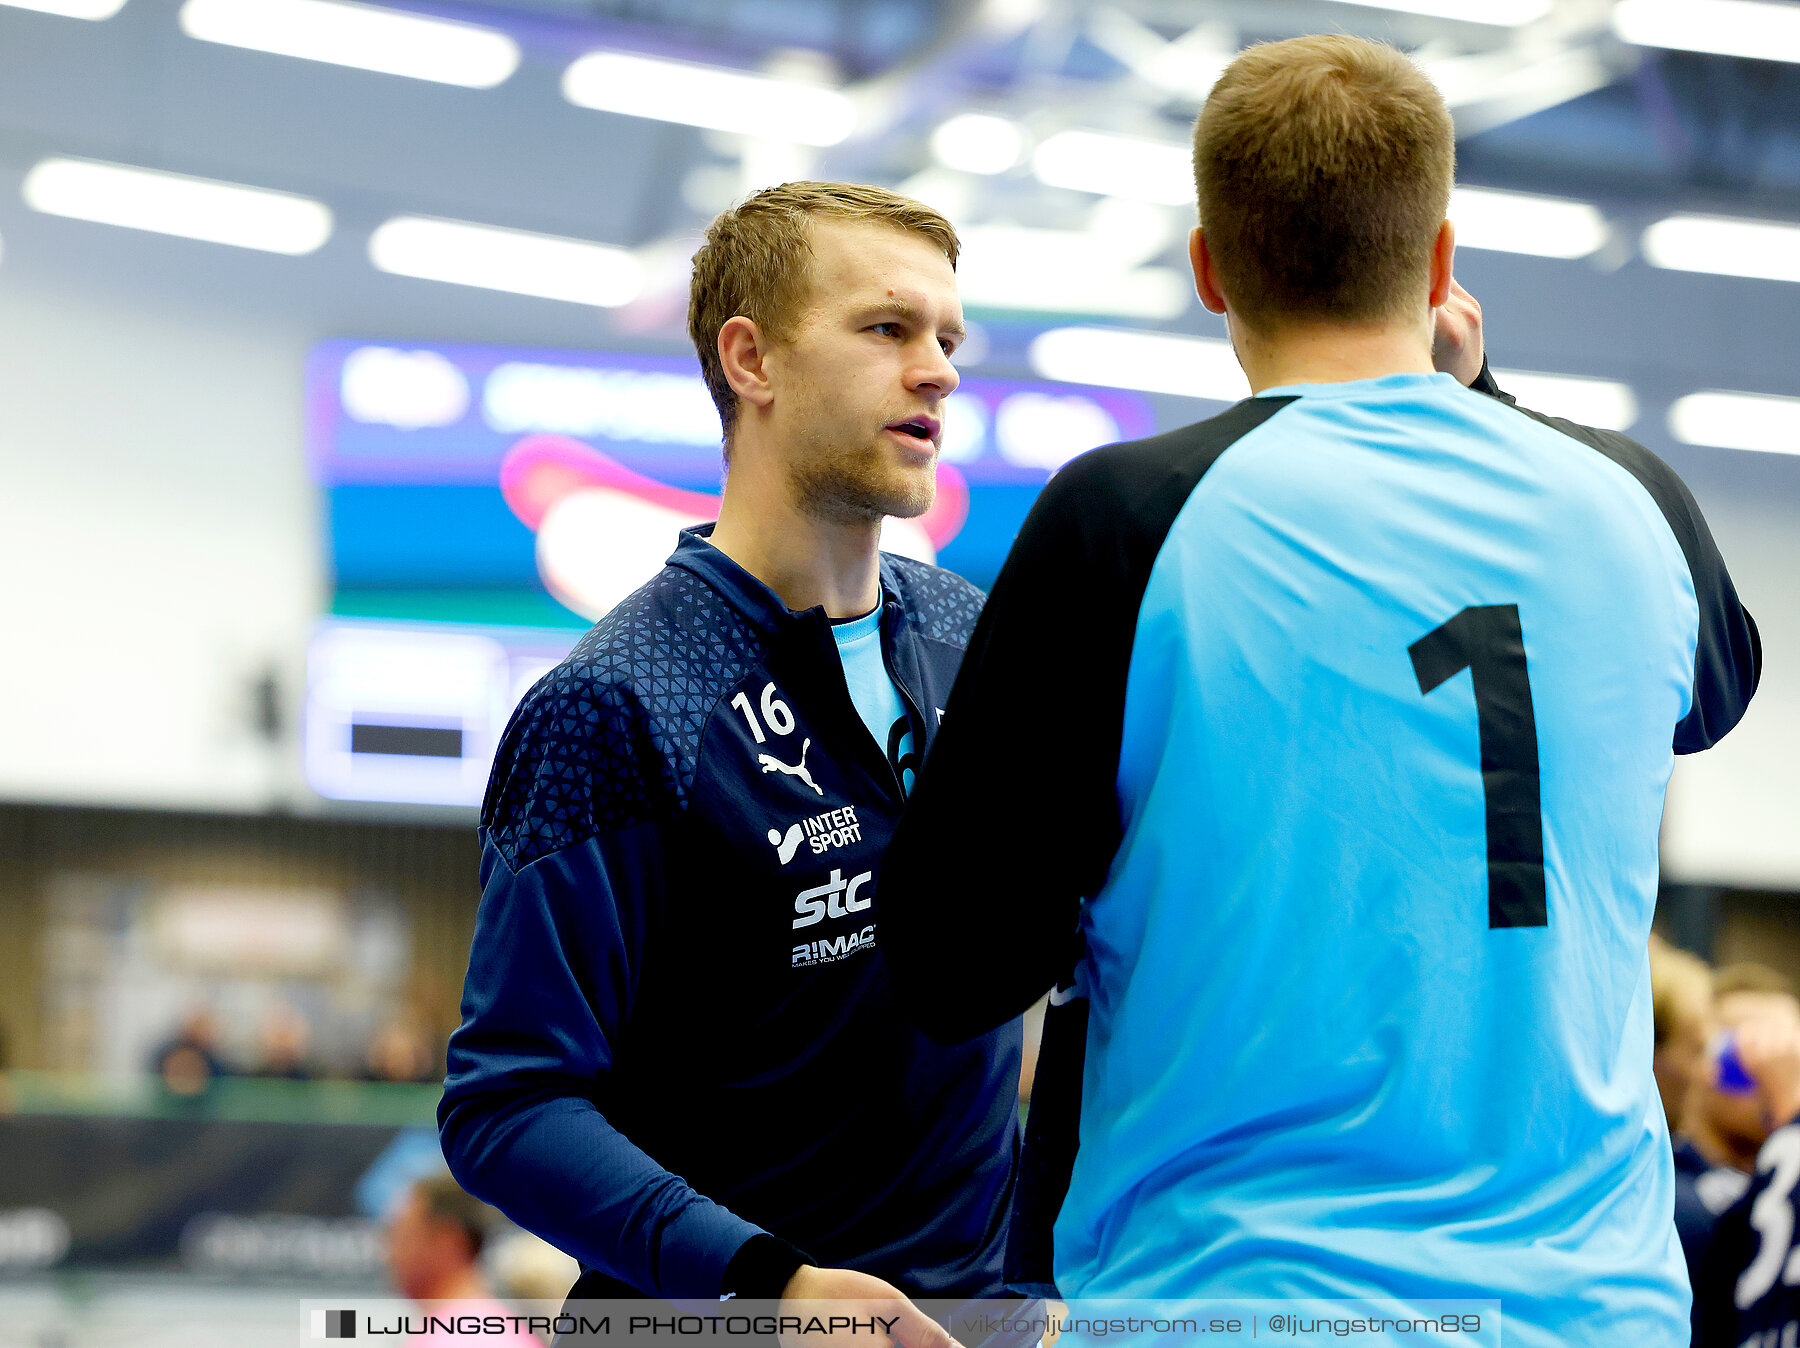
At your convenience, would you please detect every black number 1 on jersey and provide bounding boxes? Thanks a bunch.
[1409,603,1548,929]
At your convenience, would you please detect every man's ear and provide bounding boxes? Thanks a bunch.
[719,316,776,412]
[1190,227,1228,315]
[1428,218,1455,310]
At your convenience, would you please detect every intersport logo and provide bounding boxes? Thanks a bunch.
[768,806,862,866]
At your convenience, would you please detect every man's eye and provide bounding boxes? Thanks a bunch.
[871,322,904,338]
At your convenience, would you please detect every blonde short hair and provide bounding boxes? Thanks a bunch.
[687,181,960,446]
[1712,961,1799,1000]
[1649,933,1713,1051]
[1192,34,1455,329]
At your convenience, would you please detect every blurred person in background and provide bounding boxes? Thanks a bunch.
[248,1001,316,1080]
[1654,933,1716,1135]
[1684,964,1800,1177]
[1679,957,1800,1345]
[487,1228,581,1305]
[363,1013,441,1085]
[386,1172,540,1346]
[883,34,1759,1348]
[1651,935,1747,1343]
[148,1005,228,1097]
[1693,1013,1800,1347]
[438,181,1000,1346]
[1713,962,1800,1023]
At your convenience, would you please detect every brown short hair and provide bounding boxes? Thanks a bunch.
[1192,34,1454,330]
[413,1173,492,1258]
[687,181,960,445]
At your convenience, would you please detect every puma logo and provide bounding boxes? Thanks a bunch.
[767,823,805,865]
[758,738,823,796]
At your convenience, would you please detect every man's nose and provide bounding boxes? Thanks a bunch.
[910,342,959,397]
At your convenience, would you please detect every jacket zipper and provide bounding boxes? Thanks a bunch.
[878,601,927,802]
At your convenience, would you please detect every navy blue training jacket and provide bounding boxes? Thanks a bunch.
[439,525,1020,1301]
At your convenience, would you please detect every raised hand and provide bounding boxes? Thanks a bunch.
[1432,278,1485,387]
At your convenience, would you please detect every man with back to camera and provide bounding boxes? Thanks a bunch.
[437,182,1003,1345]
[882,34,1760,1347]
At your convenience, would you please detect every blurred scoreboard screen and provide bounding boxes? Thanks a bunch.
[304,339,1153,806]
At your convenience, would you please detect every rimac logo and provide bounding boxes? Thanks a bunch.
[791,868,873,929]
[312,1310,356,1339]
[793,923,876,967]
[768,806,862,866]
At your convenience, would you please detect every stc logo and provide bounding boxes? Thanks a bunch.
[791,869,873,930]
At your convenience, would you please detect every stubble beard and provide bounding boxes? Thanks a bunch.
[788,424,936,525]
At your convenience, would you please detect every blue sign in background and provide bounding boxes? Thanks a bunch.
[308,339,1157,630]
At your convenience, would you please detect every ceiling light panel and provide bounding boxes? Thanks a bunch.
[1030,326,1247,401]
[22,158,332,254]
[563,52,855,148]
[1,0,126,18]
[1451,187,1608,259]
[1642,213,1800,283]
[1492,370,1638,430]
[180,0,518,87]
[1669,391,1800,455]
[959,219,1188,320]
[1614,0,1800,65]
[1339,0,1551,24]
[1033,131,1192,206]
[931,114,1026,175]
[368,216,644,307]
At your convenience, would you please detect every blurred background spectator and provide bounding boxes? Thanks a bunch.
[249,1002,316,1081]
[487,1230,580,1307]
[1652,934,1714,1137]
[384,1174,542,1345]
[363,1013,444,1087]
[149,1006,229,1098]
[1651,940,1800,1346]
[1684,963,1800,1175]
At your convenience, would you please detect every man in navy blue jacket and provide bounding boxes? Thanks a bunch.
[438,183,1014,1334]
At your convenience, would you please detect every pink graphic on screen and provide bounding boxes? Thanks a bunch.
[499,434,970,621]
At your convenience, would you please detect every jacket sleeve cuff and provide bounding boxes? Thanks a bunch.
[720,1233,813,1300]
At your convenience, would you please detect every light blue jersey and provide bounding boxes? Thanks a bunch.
[884,371,1761,1346]
[832,606,916,793]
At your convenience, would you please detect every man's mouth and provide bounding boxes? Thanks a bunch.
[885,416,941,445]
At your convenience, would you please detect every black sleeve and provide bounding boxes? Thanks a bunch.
[720,1234,813,1300]
[1468,357,1517,404]
[881,399,1292,1042]
[1502,403,1762,752]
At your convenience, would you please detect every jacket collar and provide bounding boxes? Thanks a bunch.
[665,523,907,634]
